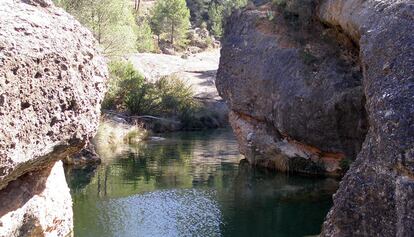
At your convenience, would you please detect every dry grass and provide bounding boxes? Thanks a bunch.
[93,118,149,161]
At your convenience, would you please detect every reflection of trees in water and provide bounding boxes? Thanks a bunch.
[218,161,340,237]
[65,164,99,192]
[67,129,243,198]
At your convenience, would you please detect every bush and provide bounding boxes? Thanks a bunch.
[102,60,145,110]
[154,75,196,116]
[103,60,225,130]
[103,61,198,120]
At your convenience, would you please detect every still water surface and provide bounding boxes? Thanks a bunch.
[66,129,338,237]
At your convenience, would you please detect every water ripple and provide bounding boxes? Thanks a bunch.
[98,189,222,237]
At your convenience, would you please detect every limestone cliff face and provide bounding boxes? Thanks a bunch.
[217,2,368,176]
[217,0,413,235]
[0,0,107,236]
[318,0,414,235]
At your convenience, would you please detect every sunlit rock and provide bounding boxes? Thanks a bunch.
[0,0,107,235]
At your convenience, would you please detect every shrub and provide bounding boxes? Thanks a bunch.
[154,75,196,116]
[103,61,198,121]
[102,60,145,110]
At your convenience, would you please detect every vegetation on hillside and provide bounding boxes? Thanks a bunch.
[54,0,249,55]
[52,0,240,130]
[190,0,248,37]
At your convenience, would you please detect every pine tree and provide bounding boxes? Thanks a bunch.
[54,0,137,56]
[150,0,191,46]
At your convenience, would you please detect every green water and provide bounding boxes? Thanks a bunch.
[65,129,338,237]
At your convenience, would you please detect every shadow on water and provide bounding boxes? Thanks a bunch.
[65,129,338,237]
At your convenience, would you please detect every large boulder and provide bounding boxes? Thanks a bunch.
[217,3,368,176]
[0,0,107,188]
[0,0,107,236]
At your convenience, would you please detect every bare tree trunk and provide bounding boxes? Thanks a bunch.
[171,23,174,45]
[134,0,141,13]
[137,0,141,13]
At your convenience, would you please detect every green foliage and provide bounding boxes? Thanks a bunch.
[340,158,352,172]
[150,0,191,46]
[103,61,198,121]
[207,0,247,38]
[103,61,145,110]
[272,0,287,7]
[135,17,156,53]
[266,10,275,21]
[186,0,211,26]
[55,0,137,57]
[125,74,196,117]
[208,3,224,37]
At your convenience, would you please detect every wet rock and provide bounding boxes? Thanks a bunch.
[218,0,413,235]
[64,141,101,167]
[229,111,345,176]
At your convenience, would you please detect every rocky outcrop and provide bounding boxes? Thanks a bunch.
[217,0,413,235]
[317,0,414,236]
[0,161,73,237]
[217,2,368,176]
[0,0,107,236]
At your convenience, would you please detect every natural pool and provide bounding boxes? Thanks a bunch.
[65,129,338,237]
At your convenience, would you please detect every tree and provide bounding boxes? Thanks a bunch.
[134,0,141,13]
[186,0,211,26]
[54,0,137,57]
[208,2,223,37]
[135,16,155,53]
[150,0,191,46]
[207,0,247,38]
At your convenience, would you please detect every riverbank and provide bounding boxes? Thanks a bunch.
[127,49,228,129]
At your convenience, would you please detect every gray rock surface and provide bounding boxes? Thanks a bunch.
[318,0,414,236]
[0,161,73,237]
[217,0,413,235]
[0,0,107,236]
[0,0,107,189]
[217,3,368,176]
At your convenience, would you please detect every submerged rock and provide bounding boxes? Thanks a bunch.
[0,0,107,236]
[217,0,413,235]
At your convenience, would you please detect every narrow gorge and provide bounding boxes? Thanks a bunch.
[0,0,413,236]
